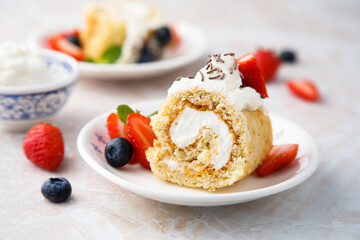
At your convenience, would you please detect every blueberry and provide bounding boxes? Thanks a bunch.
[138,48,155,63]
[156,27,171,46]
[279,50,296,63]
[105,137,133,167]
[41,177,72,203]
[67,35,81,47]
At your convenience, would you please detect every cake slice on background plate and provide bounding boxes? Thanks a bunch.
[80,0,175,64]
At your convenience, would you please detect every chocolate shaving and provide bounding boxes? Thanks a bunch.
[216,67,223,72]
[200,71,204,81]
[209,75,220,80]
[233,58,237,70]
[188,76,194,79]
[206,63,213,70]
[207,68,217,74]
[229,67,233,74]
[176,77,181,81]
[206,58,212,64]
[220,73,225,80]
[224,52,235,56]
[217,55,224,63]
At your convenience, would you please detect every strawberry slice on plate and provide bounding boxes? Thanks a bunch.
[46,33,84,61]
[256,144,299,177]
[106,113,137,164]
[237,53,268,98]
[254,49,281,82]
[52,38,85,61]
[126,113,156,169]
[107,113,129,140]
[287,79,320,102]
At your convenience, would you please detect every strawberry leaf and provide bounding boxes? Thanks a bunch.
[101,46,122,64]
[117,105,134,125]
[147,111,158,117]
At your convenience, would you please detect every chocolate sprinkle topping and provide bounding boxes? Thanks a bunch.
[217,55,224,63]
[209,74,221,80]
[188,76,194,79]
[229,67,233,74]
[207,68,217,74]
[224,52,235,56]
[220,73,225,80]
[200,71,204,81]
[176,77,181,81]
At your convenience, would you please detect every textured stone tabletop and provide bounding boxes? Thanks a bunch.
[0,0,359,239]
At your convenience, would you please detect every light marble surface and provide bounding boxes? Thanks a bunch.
[1,0,360,239]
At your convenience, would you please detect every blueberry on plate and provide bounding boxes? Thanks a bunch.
[67,35,81,47]
[279,50,296,63]
[105,137,133,167]
[41,177,72,203]
[138,47,155,63]
[156,26,171,46]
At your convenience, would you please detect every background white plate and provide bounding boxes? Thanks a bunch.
[28,22,208,80]
[77,100,319,206]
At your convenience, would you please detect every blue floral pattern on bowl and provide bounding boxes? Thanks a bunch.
[0,55,76,121]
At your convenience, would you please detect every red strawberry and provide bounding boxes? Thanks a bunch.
[126,113,156,169]
[46,33,84,61]
[254,49,281,82]
[256,144,299,177]
[237,53,268,98]
[107,113,129,140]
[287,79,320,102]
[52,38,85,61]
[106,113,137,164]
[23,123,64,171]
[46,33,65,50]
[170,24,181,48]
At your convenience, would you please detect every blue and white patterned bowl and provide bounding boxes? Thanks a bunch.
[0,49,78,131]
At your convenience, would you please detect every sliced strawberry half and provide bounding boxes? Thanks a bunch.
[170,24,181,48]
[126,113,156,169]
[106,113,137,164]
[107,113,129,140]
[256,144,299,177]
[287,79,320,102]
[237,53,268,98]
[254,49,281,82]
[52,38,85,61]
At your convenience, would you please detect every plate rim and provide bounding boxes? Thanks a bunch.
[77,99,319,206]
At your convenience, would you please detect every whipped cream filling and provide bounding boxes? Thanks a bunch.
[170,106,233,169]
[0,42,51,87]
[117,21,165,64]
[168,54,264,112]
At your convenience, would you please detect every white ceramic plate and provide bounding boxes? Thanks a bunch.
[28,22,207,80]
[77,100,319,206]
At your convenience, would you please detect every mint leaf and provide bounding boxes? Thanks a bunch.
[117,105,134,125]
[101,46,122,64]
[147,111,158,117]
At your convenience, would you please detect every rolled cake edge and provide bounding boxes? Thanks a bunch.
[146,89,272,191]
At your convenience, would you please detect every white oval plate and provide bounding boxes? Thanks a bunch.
[28,22,207,80]
[77,100,319,206]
